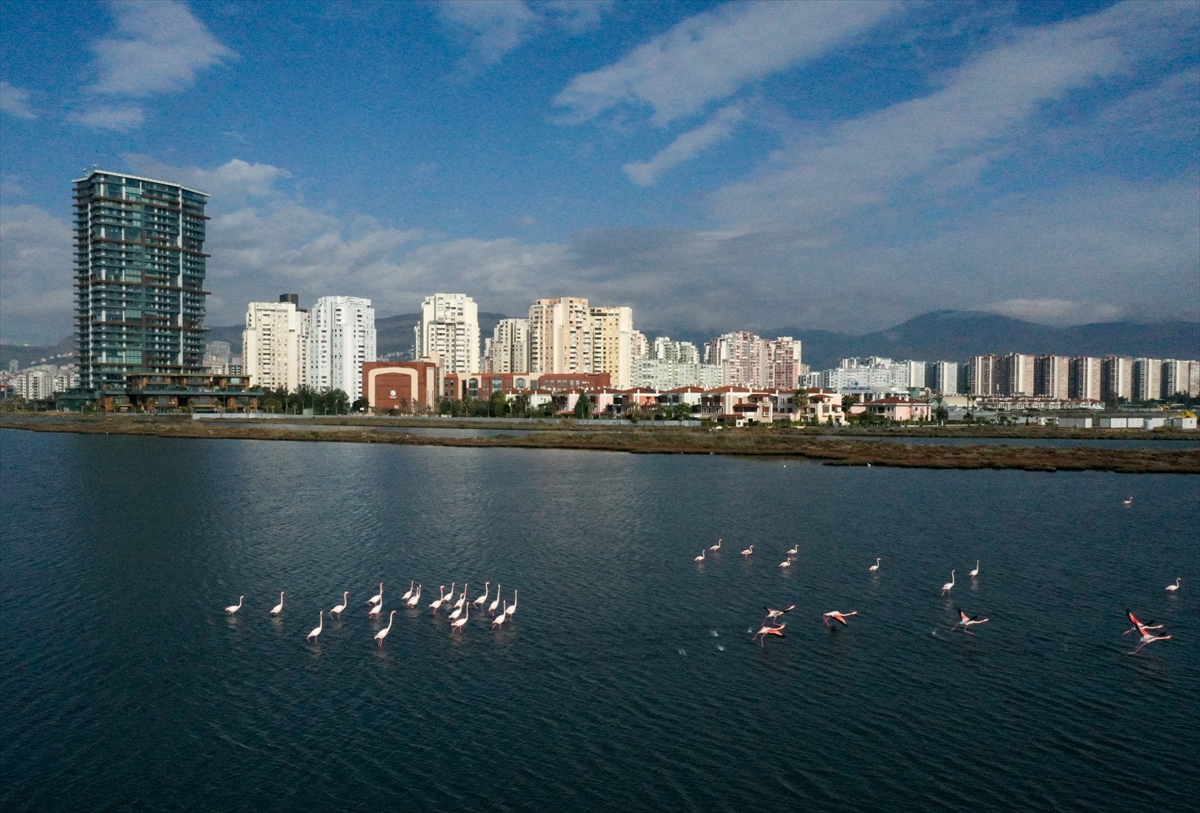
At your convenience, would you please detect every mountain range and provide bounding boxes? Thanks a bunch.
[4,311,1197,373]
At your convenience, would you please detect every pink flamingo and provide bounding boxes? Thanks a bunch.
[224,596,244,615]
[505,589,518,619]
[366,583,383,605]
[306,611,324,642]
[492,601,508,629]
[941,570,956,596]
[694,549,706,562]
[869,558,881,572]
[330,591,349,619]
[1123,609,1163,636]
[752,622,785,646]
[823,610,857,627]
[488,585,502,615]
[764,605,795,622]
[368,598,383,619]
[429,585,447,611]
[401,581,414,602]
[1129,628,1172,655]
[473,582,490,608]
[710,538,723,552]
[452,604,469,633]
[1166,578,1181,593]
[954,609,989,634]
[406,584,422,608]
[741,545,754,557]
[375,610,396,646]
[270,592,284,615]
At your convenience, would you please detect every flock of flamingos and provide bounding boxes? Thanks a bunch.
[222,581,518,646]
[694,514,1181,655]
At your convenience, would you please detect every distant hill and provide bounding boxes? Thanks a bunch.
[0,336,76,369]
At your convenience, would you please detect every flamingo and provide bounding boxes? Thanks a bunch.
[869,558,881,572]
[492,601,508,629]
[473,582,490,608]
[489,585,502,615]
[970,561,981,579]
[367,582,383,605]
[694,549,706,562]
[764,605,795,622]
[1123,609,1163,635]
[306,611,324,642]
[452,604,469,633]
[778,557,792,568]
[368,599,383,619]
[1123,496,1133,506]
[429,585,447,611]
[741,545,754,557]
[787,545,798,555]
[270,591,284,615]
[954,609,989,634]
[505,589,518,619]
[710,538,723,552]
[823,610,857,627]
[225,596,244,615]
[941,570,956,596]
[406,584,422,608]
[752,622,785,646]
[1129,628,1172,655]
[1166,578,1181,593]
[453,584,469,611]
[375,610,396,646]
[401,581,414,602]
[449,600,465,622]
[330,591,349,619]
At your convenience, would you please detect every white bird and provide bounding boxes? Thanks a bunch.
[270,591,285,615]
[970,561,981,579]
[367,582,383,605]
[401,581,414,602]
[505,589,518,619]
[330,591,349,619]
[1123,496,1133,506]
[778,557,792,568]
[306,610,324,642]
[452,604,469,633]
[473,582,490,608]
[489,585,502,615]
[429,585,447,611]
[710,538,723,552]
[368,600,383,619]
[941,570,956,596]
[375,610,396,646]
[787,545,799,555]
[742,545,754,557]
[225,596,244,615]
[869,558,881,572]
[764,605,795,622]
[694,549,706,562]
[1129,628,1172,655]
[449,600,465,621]
[954,609,989,634]
[1123,609,1163,636]
[453,584,469,611]
[823,610,857,627]
[406,584,422,608]
[492,601,508,629]
[1166,578,1181,592]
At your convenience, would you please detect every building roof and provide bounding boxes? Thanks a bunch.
[73,168,210,198]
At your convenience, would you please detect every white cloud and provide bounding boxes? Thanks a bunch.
[623,105,744,185]
[439,0,612,68]
[0,81,36,119]
[88,0,235,97]
[0,205,75,344]
[555,1,899,126]
[124,155,291,200]
[69,104,145,132]
[981,299,1122,325]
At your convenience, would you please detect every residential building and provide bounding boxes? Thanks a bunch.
[1101,356,1133,402]
[489,317,530,373]
[766,337,803,390]
[968,354,997,396]
[705,331,766,388]
[590,305,634,388]
[414,293,479,375]
[819,357,910,393]
[1161,359,1200,399]
[529,297,592,375]
[630,329,649,360]
[1131,358,1162,402]
[203,341,231,374]
[1035,355,1071,399]
[243,296,309,392]
[73,169,210,390]
[308,296,376,401]
[906,360,927,390]
[1069,356,1102,401]
[931,361,963,395]
[651,336,700,364]
[631,358,725,390]
[996,353,1036,396]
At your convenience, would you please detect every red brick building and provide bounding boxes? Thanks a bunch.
[362,361,439,412]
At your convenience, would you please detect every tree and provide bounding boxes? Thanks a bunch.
[352,397,369,413]
[488,389,509,418]
[573,394,592,419]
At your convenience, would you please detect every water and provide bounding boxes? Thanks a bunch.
[815,434,1200,449]
[2,429,1197,812]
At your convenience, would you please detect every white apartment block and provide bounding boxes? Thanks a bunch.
[529,297,592,376]
[906,360,927,390]
[1131,358,1161,402]
[630,330,650,360]
[631,359,725,390]
[969,355,996,396]
[15,366,75,399]
[820,357,910,393]
[1101,356,1133,402]
[415,293,479,374]
[308,296,376,401]
[931,361,962,395]
[652,336,700,364]
[1161,359,1200,398]
[490,318,530,373]
[1069,356,1102,401]
[590,306,634,388]
[999,353,1036,396]
[244,300,309,392]
[1035,355,1071,399]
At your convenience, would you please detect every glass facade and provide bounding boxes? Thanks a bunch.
[74,170,210,390]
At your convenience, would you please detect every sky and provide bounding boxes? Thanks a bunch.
[1,0,1197,345]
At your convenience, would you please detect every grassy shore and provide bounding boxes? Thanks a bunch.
[3,414,1198,474]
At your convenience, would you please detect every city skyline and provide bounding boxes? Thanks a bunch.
[2,1,1198,347]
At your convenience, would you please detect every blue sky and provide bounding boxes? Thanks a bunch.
[1,0,1197,345]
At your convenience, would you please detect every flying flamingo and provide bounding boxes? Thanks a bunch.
[452,604,469,633]
[1166,578,1181,592]
[401,581,414,602]
[1123,609,1163,636]
[406,584,422,608]
[941,570,956,596]
[492,601,508,629]
[823,610,858,627]
[473,582,490,608]
[710,538,723,552]
[505,589,518,619]
[367,583,383,605]
[330,591,349,619]
[764,605,795,622]
[869,558,881,572]
[742,545,754,557]
[954,609,989,634]
[453,584,469,611]
[270,592,285,615]
[488,585,502,615]
[779,557,792,568]
[225,596,244,615]
[1123,497,1133,506]
[306,611,324,642]
[752,622,786,646]
[694,549,706,562]
[375,610,396,646]
[429,585,447,611]
[970,561,981,579]
[1129,628,1172,655]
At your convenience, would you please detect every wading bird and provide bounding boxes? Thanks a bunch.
[1123,497,1133,506]
[1166,578,1182,593]
[449,599,465,622]
[375,611,396,646]
[742,545,754,557]
[752,622,786,646]
[452,604,469,633]
[488,585,502,615]
[492,602,508,629]
[401,581,414,602]
[764,605,795,622]
[505,589,518,619]
[331,591,349,619]
[270,592,284,615]
[787,545,799,556]
[710,538,723,552]
[473,582,490,608]
[406,585,422,608]
[306,611,323,642]
[368,599,383,619]
[1123,610,1163,636]
[225,596,244,615]
[779,557,792,568]
[429,586,448,612]
[869,558,881,572]
[823,611,858,627]
[453,584,468,611]
[970,561,981,579]
[367,583,383,605]
[941,570,956,596]
[954,609,989,634]
[694,549,706,562]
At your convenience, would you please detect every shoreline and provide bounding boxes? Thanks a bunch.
[3,415,1198,474]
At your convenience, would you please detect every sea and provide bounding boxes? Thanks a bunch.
[1,428,1196,812]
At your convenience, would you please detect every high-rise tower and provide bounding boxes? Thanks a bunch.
[73,169,210,390]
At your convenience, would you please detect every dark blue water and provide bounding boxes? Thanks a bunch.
[2,429,1197,812]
